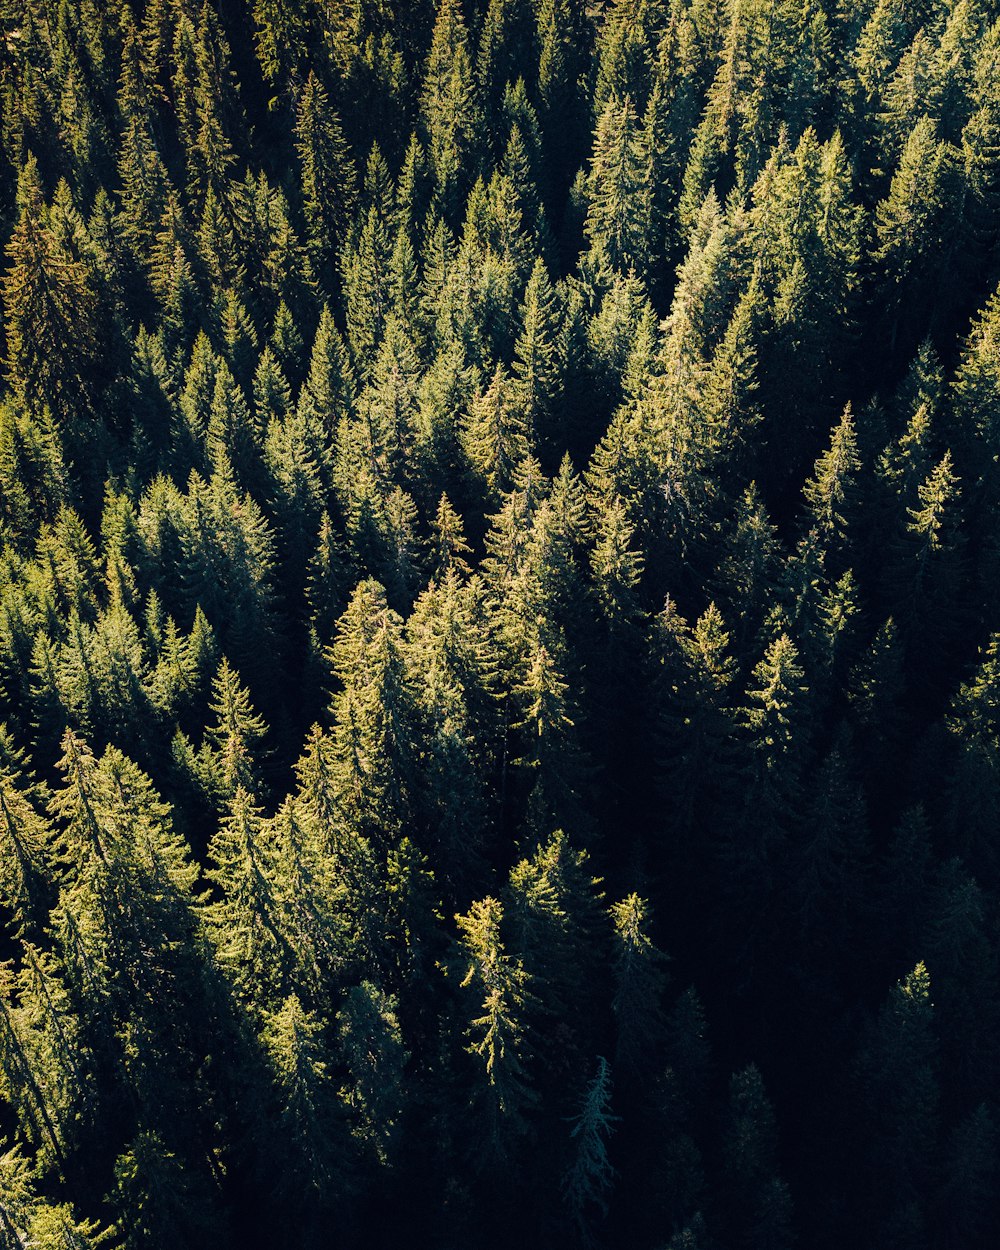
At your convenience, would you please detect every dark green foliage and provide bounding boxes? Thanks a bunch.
[447,894,537,1164]
[1,3,1000,1248]
[562,1055,617,1241]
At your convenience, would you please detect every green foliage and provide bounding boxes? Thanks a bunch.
[610,893,668,1077]
[562,1055,617,1240]
[336,980,407,1164]
[1,3,1000,1247]
[421,0,482,220]
[296,73,357,286]
[261,993,347,1202]
[449,895,537,1163]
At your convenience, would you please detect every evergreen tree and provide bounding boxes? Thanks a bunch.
[562,1056,617,1242]
[856,961,939,1249]
[2,6,1000,1245]
[448,895,537,1164]
[295,72,357,290]
[420,0,482,221]
[326,579,415,851]
[201,658,268,803]
[261,993,349,1223]
[3,159,102,433]
[721,1064,795,1250]
[610,893,669,1078]
[511,258,562,454]
[0,777,57,937]
[584,94,651,277]
[336,980,408,1165]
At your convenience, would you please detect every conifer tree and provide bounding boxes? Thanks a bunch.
[295,72,357,289]
[421,0,482,221]
[562,1056,617,1242]
[512,258,562,453]
[3,158,101,429]
[261,993,348,1215]
[0,777,57,937]
[652,599,738,859]
[584,94,651,277]
[535,0,590,185]
[477,0,538,121]
[336,980,407,1165]
[938,1103,1000,1250]
[874,116,961,350]
[722,1064,794,1250]
[803,405,862,551]
[449,895,537,1164]
[857,962,939,1249]
[463,364,531,498]
[206,786,285,1008]
[202,658,268,803]
[720,632,811,955]
[112,1131,215,1250]
[3,4,1000,1243]
[326,579,415,851]
[610,893,669,1078]
[506,829,603,1065]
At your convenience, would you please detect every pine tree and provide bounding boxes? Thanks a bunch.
[252,0,310,89]
[962,19,1000,259]
[514,632,586,837]
[291,727,383,968]
[720,632,811,955]
[116,24,171,262]
[112,1131,215,1250]
[207,360,260,495]
[449,895,537,1164]
[790,747,870,977]
[712,483,781,648]
[924,861,1000,1109]
[512,258,562,453]
[506,829,603,1071]
[590,493,644,626]
[584,94,651,277]
[477,0,538,122]
[336,980,408,1165]
[326,579,415,851]
[463,364,531,497]
[299,305,355,441]
[177,464,281,693]
[721,1064,794,1250]
[938,1103,999,1250]
[342,150,397,370]
[653,599,738,849]
[261,993,348,1211]
[295,72,357,289]
[857,961,938,1249]
[420,0,482,221]
[610,893,669,1078]
[23,1203,110,1250]
[3,158,101,427]
[202,658,268,803]
[873,116,961,351]
[562,1056,618,1241]
[802,405,861,551]
[0,776,57,937]
[535,0,590,186]
[888,449,966,684]
[206,786,285,1008]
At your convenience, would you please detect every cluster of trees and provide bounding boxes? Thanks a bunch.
[3,0,1000,1245]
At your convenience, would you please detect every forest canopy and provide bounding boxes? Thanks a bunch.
[2,0,1000,1247]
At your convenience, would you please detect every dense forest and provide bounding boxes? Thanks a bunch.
[3,0,1000,1245]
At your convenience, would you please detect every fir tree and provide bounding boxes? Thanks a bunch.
[562,1055,618,1242]
[449,895,537,1164]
